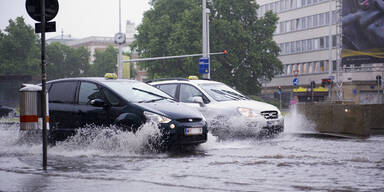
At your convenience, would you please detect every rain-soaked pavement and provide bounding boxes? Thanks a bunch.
[0,110,383,192]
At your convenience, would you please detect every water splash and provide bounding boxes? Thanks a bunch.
[0,121,163,157]
[284,105,316,133]
[204,111,266,139]
[53,122,163,155]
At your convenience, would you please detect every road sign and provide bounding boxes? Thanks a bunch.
[293,78,299,86]
[26,0,59,22]
[199,57,209,74]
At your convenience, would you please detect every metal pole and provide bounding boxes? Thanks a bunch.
[328,0,333,101]
[206,9,210,79]
[40,0,48,171]
[118,0,123,78]
[122,51,226,63]
[202,0,208,79]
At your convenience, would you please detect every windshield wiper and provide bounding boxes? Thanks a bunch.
[132,87,171,100]
[211,89,241,100]
[221,90,248,100]
[138,98,166,103]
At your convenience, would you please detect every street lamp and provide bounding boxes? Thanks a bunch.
[202,0,210,79]
[115,0,126,79]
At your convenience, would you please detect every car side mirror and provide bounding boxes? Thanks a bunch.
[192,96,205,107]
[90,99,105,107]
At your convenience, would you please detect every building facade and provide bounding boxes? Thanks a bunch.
[257,0,384,106]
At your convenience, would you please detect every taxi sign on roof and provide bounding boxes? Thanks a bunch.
[104,73,118,79]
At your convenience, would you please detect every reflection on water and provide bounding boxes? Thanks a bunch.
[0,115,383,191]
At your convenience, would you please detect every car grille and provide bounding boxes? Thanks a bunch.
[261,111,278,119]
[176,118,202,123]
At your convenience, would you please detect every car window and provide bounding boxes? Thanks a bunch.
[49,81,77,104]
[78,82,103,104]
[157,84,178,98]
[180,84,208,103]
[199,83,248,101]
[102,81,174,103]
[102,88,122,106]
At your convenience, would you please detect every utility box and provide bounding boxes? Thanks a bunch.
[19,84,49,131]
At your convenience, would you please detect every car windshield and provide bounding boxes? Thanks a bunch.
[199,83,249,101]
[103,81,174,103]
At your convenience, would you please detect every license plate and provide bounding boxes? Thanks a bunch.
[267,120,280,127]
[184,128,203,135]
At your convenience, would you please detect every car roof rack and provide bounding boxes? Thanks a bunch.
[145,78,189,83]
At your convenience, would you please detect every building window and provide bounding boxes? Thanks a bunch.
[286,21,291,32]
[302,17,307,29]
[325,12,330,25]
[313,38,319,50]
[320,60,325,72]
[296,18,301,30]
[296,41,302,52]
[307,15,313,28]
[302,40,307,52]
[332,11,337,24]
[332,60,337,71]
[319,37,325,49]
[332,35,337,47]
[319,13,325,26]
[308,39,313,51]
[313,14,318,27]
[285,42,290,54]
[297,0,302,8]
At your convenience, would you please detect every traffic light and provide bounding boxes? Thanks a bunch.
[310,81,316,89]
[376,75,382,86]
[277,86,282,95]
[321,79,326,87]
[321,78,333,87]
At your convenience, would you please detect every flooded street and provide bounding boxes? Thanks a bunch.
[0,116,383,192]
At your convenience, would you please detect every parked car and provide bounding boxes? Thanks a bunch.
[148,77,284,138]
[45,76,208,146]
[0,105,16,118]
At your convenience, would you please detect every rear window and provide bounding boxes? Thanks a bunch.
[49,81,77,104]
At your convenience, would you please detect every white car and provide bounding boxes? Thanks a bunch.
[149,77,284,138]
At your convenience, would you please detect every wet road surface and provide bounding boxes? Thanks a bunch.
[0,119,383,192]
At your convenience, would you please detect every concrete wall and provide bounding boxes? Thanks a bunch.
[296,103,384,136]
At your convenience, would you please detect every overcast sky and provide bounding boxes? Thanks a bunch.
[0,0,151,39]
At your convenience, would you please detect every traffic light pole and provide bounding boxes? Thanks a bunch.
[40,0,48,171]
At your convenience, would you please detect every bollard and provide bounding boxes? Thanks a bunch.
[19,84,49,131]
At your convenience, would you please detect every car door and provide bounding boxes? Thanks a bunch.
[179,84,210,109]
[48,80,78,131]
[155,83,179,99]
[73,81,111,128]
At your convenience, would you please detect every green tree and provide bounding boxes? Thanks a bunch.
[46,42,90,80]
[133,0,282,94]
[0,17,40,75]
[91,45,117,76]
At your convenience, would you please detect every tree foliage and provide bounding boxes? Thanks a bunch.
[0,17,40,75]
[0,17,92,80]
[133,0,282,94]
[46,42,90,80]
[91,45,117,77]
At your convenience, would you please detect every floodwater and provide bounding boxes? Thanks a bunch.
[0,110,383,192]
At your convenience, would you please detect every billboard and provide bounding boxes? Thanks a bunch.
[342,0,384,65]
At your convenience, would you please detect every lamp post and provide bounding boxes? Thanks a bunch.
[202,0,210,79]
[118,0,123,78]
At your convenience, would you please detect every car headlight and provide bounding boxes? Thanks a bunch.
[143,111,172,124]
[237,107,259,118]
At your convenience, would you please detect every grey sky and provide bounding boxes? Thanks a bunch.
[0,0,151,38]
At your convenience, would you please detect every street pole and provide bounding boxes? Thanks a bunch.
[328,0,333,101]
[202,0,209,79]
[40,0,48,171]
[118,0,123,78]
